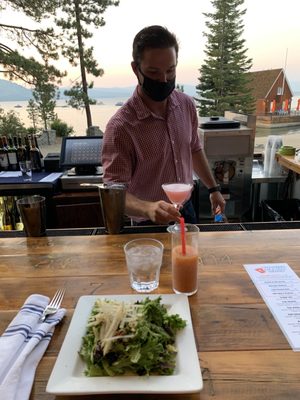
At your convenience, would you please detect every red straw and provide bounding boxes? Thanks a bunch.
[180,217,186,255]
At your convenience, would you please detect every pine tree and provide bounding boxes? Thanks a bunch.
[55,0,119,129]
[195,0,254,116]
[32,81,58,131]
[27,99,40,134]
[0,1,64,85]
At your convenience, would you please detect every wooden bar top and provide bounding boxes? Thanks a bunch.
[1,230,300,399]
[277,153,300,174]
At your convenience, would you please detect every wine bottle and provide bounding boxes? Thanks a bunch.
[7,136,18,171]
[0,137,10,171]
[16,136,26,163]
[24,135,31,161]
[2,135,8,149]
[2,197,13,230]
[0,197,4,230]
[12,197,23,231]
[34,134,44,168]
[29,135,42,172]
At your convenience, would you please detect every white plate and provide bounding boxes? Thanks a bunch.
[46,294,203,394]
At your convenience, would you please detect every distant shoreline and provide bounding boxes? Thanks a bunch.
[1,90,299,104]
[0,82,198,102]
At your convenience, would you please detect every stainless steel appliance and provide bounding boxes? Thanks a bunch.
[98,183,126,234]
[197,115,255,221]
[60,167,103,190]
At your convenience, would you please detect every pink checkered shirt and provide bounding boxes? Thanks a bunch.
[102,87,202,203]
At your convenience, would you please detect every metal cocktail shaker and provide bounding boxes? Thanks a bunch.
[98,183,126,234]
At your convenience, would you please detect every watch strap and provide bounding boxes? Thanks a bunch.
[208,185,221,194]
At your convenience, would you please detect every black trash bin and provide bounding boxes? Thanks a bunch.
[261,199,300,221]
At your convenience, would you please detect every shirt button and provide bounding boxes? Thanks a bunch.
[175,159,178,163]
[172,140,175,144]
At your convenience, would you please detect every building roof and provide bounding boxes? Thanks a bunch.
[246,68,284,99]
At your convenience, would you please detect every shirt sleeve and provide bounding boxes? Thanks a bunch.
[102,119,135,184]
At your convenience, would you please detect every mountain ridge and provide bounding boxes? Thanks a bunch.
[1,78,299,102]
[0,79,197,101]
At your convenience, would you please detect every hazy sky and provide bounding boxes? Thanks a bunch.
[1,0,300,90]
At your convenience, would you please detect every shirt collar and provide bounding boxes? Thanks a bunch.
[132,86,180,120]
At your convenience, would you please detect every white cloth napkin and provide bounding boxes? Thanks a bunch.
[0,294,66,400]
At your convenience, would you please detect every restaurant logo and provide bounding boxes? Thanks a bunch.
[255,267,266,274]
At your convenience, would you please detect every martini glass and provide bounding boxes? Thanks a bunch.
[162,182,193,212]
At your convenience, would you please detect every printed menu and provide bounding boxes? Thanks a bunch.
[244,263,300,351]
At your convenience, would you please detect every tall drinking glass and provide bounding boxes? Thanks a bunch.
[16,195,46,237]
[168,223,199,296]
[19,161,32,182]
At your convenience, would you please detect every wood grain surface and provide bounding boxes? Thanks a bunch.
[1,229,300,399]
[277,153,300,174]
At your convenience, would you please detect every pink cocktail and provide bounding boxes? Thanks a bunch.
[162,183,193,209]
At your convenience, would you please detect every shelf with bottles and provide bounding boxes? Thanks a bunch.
[0,196,24,231]
[0,134,43,173]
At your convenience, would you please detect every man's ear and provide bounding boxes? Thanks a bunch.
[131,61,142,85]
[131,61,138,75]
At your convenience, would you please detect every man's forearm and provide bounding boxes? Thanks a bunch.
[125,192,151,219]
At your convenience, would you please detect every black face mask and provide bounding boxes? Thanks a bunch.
[138,68,176,102]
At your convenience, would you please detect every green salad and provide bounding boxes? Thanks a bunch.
[79,296,186,376]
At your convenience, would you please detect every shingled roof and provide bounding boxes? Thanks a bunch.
[246,68,283,99]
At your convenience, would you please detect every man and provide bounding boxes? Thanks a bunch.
[102,25,225,224]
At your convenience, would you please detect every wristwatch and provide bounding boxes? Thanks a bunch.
[208,185,221,194]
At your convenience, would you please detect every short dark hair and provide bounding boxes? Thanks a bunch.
[132,25,179,64]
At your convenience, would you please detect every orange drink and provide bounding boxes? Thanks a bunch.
[168,223,199,296]
[172,244,198,295]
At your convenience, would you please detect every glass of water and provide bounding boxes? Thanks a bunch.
[124,238,164,293]
[19,160,32,182]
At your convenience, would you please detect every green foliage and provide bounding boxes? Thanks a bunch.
[55,0,119,127]
[27,99,39,134]
[0,1,65,85]
[1,0,121,131]
[1,0,120,131]
[64,81,96,110]
[0,50,63,86]
[32,81,58,130]
[0,109,27,136]
[195,0,255,116]
[26,126,37,136]
[50,118,74,137]
[80,297,186,377]
[6,0,60,20]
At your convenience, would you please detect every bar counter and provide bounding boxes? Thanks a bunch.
[1,229,300,399]
[277,153,300,175]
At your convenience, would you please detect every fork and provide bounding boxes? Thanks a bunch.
[40,288,66,322]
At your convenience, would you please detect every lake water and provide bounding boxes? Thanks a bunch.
[1,94,300,151]
[0,97,129,136]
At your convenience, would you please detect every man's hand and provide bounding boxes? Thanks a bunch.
[147,201,181,224]
[125,192,180,224]
[209,191,226,215]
